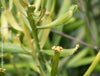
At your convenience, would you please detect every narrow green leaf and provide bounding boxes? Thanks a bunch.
[0,43,29,54]
[42,48,77,57]
[46,0,52,12]
[34,0,41,12]
[64,20,85,31]
[37,10,73,29]
[51,52,60,76]
[1,12,8,40]
[70,5,78,13]
[18,54,40,73]
[19,0,29,8]
[39,17,52,49]
[4,11,23,31]
[95,64,100,72]
[22,15,32,31]
[84,51,100,76]
[91,18,99,47]
[9,0,13,10]
[1,0,6,10]
[39,0,55,49]
[29,63,40,73]
[46,63,51,75]
[68,57,95,68]
[67,48,89,67]
[13,0,27,16]
[37,5,77,29]
[4,63,27,71]
[41,0,47,9]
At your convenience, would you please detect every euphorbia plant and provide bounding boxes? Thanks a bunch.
[0,0,80,76]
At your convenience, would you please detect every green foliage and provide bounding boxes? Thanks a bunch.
[0,0,100,76]
[42,48,77,57]
[0,72,5,76]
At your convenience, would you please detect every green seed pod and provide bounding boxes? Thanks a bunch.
[37,5,78,29]
[37,10,73,29]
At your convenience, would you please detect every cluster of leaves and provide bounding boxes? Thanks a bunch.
[0,0,100,76]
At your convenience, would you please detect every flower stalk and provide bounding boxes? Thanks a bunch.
[51,46,63,76]
[84,51,100,76]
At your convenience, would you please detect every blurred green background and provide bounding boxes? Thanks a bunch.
[0,0,100,76]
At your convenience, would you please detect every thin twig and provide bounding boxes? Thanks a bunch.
[0,26,99,51]
[0,26,12,29]
[51,29,99,51]
[0,24,22,30]
[78,0,97,48]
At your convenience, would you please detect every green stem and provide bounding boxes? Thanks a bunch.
[24,25,46,76]
[23,24,45,76]
[49,0,56,17]
[26,6,46,76]
[27,7,40,52]
[18,38,31,53]
[84,51,100,76]
[39,0,47,16]
[46,0,52,12]
[51,52,60,76]
[34,0,41,12]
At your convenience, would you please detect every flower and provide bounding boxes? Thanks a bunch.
[52,46,63,52]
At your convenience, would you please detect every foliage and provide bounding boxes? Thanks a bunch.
[0,0,100,76]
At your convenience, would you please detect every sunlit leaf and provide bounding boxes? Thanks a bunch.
[67,48,89,67]
[67,57,95,68]
[42,48,77,57]
[0,43,29,54]
[13,0,27,16]
[9,0,13,10]
[4,11,23,31]
[1,12,8,40]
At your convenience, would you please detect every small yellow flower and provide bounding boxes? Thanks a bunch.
[0,68,6,72]
[17,12,20,15]
[52,46,63,52]
[16,34,20,38]
[0,68,1,72]
[2,69,6,72]
[52,46,56,50]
